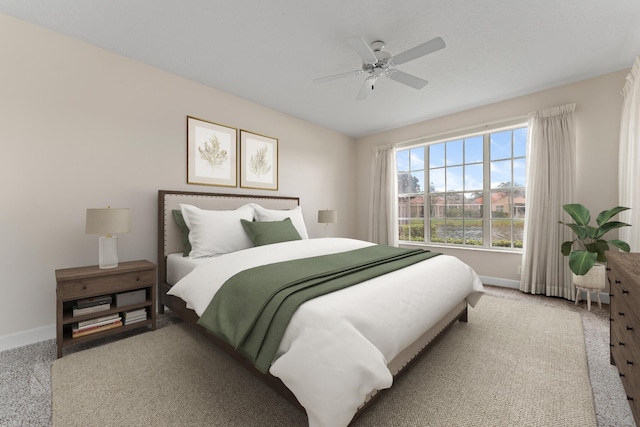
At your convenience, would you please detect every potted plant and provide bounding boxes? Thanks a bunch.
[559,204,631,289]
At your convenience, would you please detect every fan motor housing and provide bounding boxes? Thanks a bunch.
[370,40,385,51]
[371,40,391,62]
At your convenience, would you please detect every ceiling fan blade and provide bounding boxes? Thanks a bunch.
[390,37,445,65]
[346,37,379,64]
[387,69,428,89]
[314,70,363,84]
[356,76,376,101]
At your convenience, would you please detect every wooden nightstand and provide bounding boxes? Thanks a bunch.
[55,260,157,358]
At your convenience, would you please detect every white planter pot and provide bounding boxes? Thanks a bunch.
[572,263,606,290]
[573,263,606,311]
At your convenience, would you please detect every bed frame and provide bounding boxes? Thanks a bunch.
[157,189,468,423]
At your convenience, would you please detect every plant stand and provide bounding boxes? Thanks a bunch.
[574,286,602,311]
[572,263,606,312]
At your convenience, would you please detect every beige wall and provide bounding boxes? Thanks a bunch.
[0,14,356,343]
[355,70,628,283]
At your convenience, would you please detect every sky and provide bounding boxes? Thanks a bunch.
[397,127,527,194]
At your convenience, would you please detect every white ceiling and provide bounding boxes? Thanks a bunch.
[1,1,639,138]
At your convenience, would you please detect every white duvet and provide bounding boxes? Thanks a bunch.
[168,238,484,427]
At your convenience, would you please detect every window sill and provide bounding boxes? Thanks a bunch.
[399,241,523,255]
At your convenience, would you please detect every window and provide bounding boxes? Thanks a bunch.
[397,124,527,250]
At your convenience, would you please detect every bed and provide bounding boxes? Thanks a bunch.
[157,189,484,427]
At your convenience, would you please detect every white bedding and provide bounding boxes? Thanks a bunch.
[166,253,199,285]
[168,238,484,427]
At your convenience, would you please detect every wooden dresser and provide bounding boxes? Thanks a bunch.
[608,251,640,425]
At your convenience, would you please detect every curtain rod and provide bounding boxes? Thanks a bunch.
[395,114,528,148]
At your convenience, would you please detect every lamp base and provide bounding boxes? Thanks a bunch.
[98,235,119,269]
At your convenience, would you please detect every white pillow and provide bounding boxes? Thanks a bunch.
[253,204,309,239]
[180,204,255,257]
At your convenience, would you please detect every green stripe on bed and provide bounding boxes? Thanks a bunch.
[197,245,441,373]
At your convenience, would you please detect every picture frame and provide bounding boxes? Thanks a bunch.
[187,116,237,187]
[240,130,278,190]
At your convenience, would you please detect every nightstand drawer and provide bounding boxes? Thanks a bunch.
[58,269,155,299]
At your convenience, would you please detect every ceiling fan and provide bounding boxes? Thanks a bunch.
[314,36,446,101]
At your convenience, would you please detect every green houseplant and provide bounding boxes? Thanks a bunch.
[559,203,631,276]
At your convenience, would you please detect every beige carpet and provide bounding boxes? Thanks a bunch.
[52,296,597,426]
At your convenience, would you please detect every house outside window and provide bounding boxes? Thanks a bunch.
[397,123,527,250]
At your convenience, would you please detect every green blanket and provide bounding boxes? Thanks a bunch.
[197,245,441,373]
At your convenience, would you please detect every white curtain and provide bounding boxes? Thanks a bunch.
[619,56,640,251]
[520,104,576,300]
[369,144,398,246]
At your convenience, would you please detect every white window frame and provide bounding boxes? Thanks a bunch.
[396,118,528,252]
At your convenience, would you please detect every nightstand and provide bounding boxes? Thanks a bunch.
[55,260,157,358]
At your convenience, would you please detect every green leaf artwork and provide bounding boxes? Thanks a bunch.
[250,144,272,177]
[198,135,228,170]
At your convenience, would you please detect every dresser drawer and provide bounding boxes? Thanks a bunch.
[612,289,639,337]
[613,315,639,376]
[610,284,625,320]
[611,320,632,357]
[58,269,155,299]
[611,290,639,324]
[610,267,640,311]
[613,321,639,362]
[618,352,640,418]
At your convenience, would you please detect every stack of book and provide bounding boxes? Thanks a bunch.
[71,313,122,338]
[123,308,147,325]
[72,295,112,317]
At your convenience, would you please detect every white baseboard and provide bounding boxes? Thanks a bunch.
[479,275,520,289]
[480,275,610,305]
[0,324,55,353]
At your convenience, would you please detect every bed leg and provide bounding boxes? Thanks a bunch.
[459,307,468,323]
[158,303,165,314]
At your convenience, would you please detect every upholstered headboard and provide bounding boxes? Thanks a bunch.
[157,190,300,284]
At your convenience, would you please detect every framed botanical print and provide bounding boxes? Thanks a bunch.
[187,116,237,187]
[240,130,278,190]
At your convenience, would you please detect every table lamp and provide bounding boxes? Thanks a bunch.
[318,209,337,237]
[86,206,130,269]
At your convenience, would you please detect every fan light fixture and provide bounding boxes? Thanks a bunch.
[86,206,130,269]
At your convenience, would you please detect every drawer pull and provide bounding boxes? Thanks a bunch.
[606,267,611,271]
[83,285,87,290]
[627,360,634,365]
[619,342,625,346]
[136,277,141,282]
[619,312,625,316]
[616,280,621,284]
[628,396,634,402]
[622,289,629,294]
[620,373,626,377]
[627,326,634,331]
[609,293,614,298]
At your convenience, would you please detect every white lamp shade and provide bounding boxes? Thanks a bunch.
[86,208,130,235]
[318,209,337,224]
